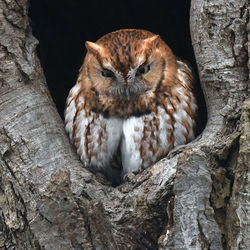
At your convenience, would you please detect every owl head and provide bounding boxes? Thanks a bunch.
[82,29,177,103]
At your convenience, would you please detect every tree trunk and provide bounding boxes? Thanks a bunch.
[0,0,249,249]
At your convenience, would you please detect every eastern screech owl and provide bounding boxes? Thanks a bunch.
[65,29,197,184]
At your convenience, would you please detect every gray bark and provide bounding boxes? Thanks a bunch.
[0,0,249,249]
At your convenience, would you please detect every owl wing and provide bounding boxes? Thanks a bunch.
[176,58,196,90]
[65,83,81,142]
[168,58,198,146]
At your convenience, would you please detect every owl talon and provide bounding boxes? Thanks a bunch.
[123,172,136,183]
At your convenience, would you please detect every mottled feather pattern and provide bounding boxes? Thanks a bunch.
[65,29,197,184]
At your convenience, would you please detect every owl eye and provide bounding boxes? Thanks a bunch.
[101,69,114,78]
[137,65,151,75]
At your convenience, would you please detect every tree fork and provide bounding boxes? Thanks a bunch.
[0,0,249,249]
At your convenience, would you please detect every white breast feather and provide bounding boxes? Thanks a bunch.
[121,116,145,176]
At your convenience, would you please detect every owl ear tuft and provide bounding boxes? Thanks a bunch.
[85,41,103,55]
[142,35,160,48]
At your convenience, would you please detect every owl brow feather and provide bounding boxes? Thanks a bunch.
[137,59,148,69]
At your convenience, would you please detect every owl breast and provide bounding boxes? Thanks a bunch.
[65,29,198,185]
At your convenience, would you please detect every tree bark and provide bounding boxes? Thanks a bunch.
[0,0,249,249]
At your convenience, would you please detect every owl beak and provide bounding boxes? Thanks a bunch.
[117,81,133,100]
[124,88,131,100]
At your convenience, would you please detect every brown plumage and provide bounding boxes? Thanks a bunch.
[65,29,198,185]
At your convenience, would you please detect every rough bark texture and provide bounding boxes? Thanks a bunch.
[0,0,249,250]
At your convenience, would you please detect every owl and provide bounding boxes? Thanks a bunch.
[65,29,197,185]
